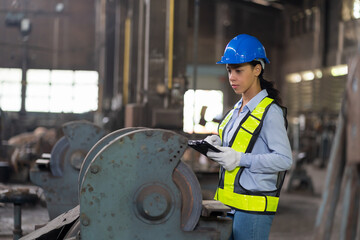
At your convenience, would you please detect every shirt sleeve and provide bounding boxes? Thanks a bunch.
[239,104,293,173]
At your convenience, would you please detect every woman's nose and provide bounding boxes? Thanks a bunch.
[229,72,235,81]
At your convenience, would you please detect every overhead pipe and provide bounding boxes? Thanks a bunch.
[192,0,200,132]
[164,0,175,109]
[143,0,150,104]
[20,0,29,114]
[167,0,175,90]
[113,0,121,101]
[123,17,131,106]
[136,0,145,104]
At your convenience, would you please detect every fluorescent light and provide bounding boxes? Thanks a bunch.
[286,73,301,83]
[314,69,322,78]
[301,71,314,81]
[331,65,348,77]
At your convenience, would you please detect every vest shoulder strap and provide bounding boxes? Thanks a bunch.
[229,97,274,153]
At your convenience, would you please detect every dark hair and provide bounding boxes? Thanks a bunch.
[249,61,287,128]
[248,61,282,105]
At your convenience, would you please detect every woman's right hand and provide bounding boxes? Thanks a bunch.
[204,135,222,146]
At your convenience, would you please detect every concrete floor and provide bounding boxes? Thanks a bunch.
[0,185,49,240]
[0,164,344,240]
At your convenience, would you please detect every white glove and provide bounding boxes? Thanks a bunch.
[204,135,222,146]
[207,146,241,171]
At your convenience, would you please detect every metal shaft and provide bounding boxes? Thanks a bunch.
[13,204,22,240]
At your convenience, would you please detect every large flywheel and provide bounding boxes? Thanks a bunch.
[79,129,211,240]
[23,128,233,240]
[173,161,202,231]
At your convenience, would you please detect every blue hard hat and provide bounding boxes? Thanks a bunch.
[217,34,270,65]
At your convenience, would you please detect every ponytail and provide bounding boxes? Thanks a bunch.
[250,61,288,128]
[249,61,282,105]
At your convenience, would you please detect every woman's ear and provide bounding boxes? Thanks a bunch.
[254,64,261,77]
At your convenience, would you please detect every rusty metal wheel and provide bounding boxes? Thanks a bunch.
[173,161,202,231]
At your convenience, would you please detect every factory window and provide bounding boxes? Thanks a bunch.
[26,69,98,113]
[354,0,360,19]
[183,90,223,134]
[0,68,22,111]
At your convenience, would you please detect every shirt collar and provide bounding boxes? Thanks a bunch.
[234,89,268,112]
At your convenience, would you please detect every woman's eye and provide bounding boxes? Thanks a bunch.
[236,70,242,73]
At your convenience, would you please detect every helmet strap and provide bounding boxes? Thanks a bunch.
[255,59,265,70]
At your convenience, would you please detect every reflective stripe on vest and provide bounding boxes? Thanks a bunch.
[214,97,278,214]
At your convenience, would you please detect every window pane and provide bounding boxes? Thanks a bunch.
[27,84,50,97]
[24,69,98,113]
[183,90,223,134]
[0,68,22,111]
[73,85,98,113]
[26,97,50,112]
[50,96,73,112]
[26,69,51,112]
[2,82,21,97]
[73,99,97,113]
[74,85,98,98]
[27,69,51,84]
[74,71,98,84]
[0,68,22,82]
[73,70,98,113]
[50,85,73,112]
[50,85,73,98]
[51,70,73,84]
[0,96,21,111]
[354,0,360,19]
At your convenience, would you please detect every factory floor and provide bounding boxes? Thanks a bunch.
[0,164,343,240]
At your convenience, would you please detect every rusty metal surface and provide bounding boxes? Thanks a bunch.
[19,205,79,240]
[30,120,106,220]
[49,137,69,177]
[78,127,144,194]
[79,129,224,239]
[51,120,106,176]
[173,161,202,231]
[201,200,230,218]
[0,189,37,205]
[21,128,232,239]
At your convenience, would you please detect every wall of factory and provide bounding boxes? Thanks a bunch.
[283,0,360,117]
[0,0,97,70]
[186,0,284,111]
[0,0,99,139]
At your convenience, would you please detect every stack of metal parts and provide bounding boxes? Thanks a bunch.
[22,127,232,239]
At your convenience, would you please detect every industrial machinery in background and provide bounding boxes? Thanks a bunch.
[286,113,336,194]
[29,120,106,219]
[315,54,360,240]
[21,128,232,240]
[0,125,59,183]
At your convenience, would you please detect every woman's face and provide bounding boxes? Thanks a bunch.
[226,63,261,95]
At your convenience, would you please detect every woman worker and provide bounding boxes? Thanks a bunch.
[205,34,293,240]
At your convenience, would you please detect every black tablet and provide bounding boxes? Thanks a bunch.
[188,140,222,156]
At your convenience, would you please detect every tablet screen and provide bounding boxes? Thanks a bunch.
[188,140,221,156]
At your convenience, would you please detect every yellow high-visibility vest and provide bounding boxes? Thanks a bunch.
[214,96,283,214]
